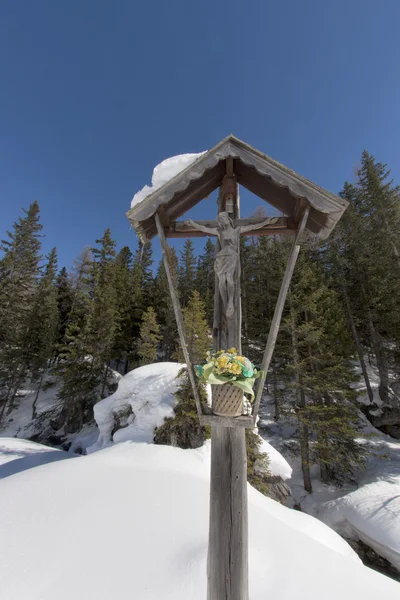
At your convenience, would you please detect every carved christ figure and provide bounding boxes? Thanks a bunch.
[185,212,272,319]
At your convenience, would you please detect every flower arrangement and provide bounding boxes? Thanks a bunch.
[195,348,262,399]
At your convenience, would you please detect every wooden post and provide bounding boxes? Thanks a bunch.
[252,206,310,424]
[154,212,203,419]
[207,173,248,600]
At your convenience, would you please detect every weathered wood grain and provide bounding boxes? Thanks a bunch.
[207,426,248,600]
[200,414,253,428]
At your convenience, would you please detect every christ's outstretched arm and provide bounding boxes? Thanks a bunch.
[184,219,218,236]
[240,217,280,234]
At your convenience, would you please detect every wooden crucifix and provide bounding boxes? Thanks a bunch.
[155,168,309,600]
[128,135,347,600]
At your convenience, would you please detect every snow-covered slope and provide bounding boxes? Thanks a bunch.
[131,151,206,208]
[321,477,400,570]
[89,362,184,451]
[0,437,68,479]
[0,440,397,600]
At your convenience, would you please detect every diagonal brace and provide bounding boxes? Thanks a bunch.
[252,206,310,425]
[155,212,203,419]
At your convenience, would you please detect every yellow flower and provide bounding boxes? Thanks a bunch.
[230,363,242,375]
[217,355,229,368]
[227,347,237,355]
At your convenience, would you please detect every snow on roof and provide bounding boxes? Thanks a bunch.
[0,440,398,600]
[131,151,206,209]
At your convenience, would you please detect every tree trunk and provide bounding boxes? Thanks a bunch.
[341,281,374,404]
[289,295,312,493]
[32,370,46,420]
[359,282,389,404]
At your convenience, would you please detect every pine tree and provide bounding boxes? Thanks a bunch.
[153,249,179,360]
[286,241,365,485]
[21,247,59,379]
[173,290,210,365]
[0,201,43,418]
[196,238,215,326]
[178,239,196,306]
[55,266,74,353]
[138,306,161,365]
[88,229,118,395]
[112,246,136,373]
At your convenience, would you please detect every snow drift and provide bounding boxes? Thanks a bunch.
[0,440,398,600]
[89,362,184,451]
[320,478,400,571]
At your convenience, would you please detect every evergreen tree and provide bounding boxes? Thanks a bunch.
[21,247,59,380]
[178,239,196,306]
[286,241,365,485]
[88,229,118,395]
[55,266,74,353]
[112,246,136,373]
[173,290,210,365]
[154,368,209,448]
[0,201,43,418]
[138,306,161,365]
[196,238,215,326]
[153,249,179,360]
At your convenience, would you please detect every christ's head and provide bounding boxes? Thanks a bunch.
[216,212,233,229]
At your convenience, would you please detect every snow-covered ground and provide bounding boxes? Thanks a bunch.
[258,360,400,573]
[0,439,398,600]
[0,437,69,479]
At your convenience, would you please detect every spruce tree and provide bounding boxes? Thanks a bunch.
[178,239,196,306]
[0,201,43,418]
[173,290,210,365]
[153,249,179,360]
[196,238,215,326]
[138,307,161,365]
[55,266,74,353]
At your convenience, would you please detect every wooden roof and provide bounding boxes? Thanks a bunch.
[126,135,348,242]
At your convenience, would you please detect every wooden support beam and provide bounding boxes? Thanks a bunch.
[200,414,253,428]
[154,212,203,420]
[208,427,248,600]
[251,206,310,426]
[208,184,248,600]
[166,217,295,238]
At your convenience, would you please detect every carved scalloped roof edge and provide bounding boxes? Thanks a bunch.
[126,134,348,241]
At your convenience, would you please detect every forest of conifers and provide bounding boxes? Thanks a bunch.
[1,150,400,488]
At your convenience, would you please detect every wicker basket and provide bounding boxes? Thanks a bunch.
[212,383,243,417]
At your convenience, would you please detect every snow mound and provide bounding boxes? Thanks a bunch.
[131,151,206,208]
[259,438,292,480]
[0,437,68,479]
[89,362,184,451]
[0,440,398,600]
[320,478,400,571]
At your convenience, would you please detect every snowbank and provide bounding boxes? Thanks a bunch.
[0,437,68,479]
[259,438,292,480]
[89,362,184,451]
[0,440,398,600]
[131,151,206,208]
[320,478,400,570]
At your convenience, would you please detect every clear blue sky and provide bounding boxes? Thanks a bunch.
[1,0,400,269]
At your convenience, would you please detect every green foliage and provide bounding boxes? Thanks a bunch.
[178,239,196,306]
[154,368,210,448]
[138,306,161,365]
[245,429,271,495]
[196,238,215,326]
[173,290,209,364]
